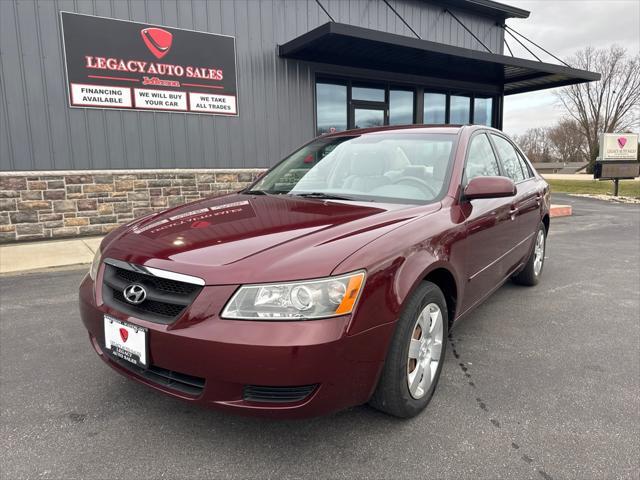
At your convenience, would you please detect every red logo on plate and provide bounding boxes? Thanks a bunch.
[141,27,173,59]
[617,137,627,149]
[119,328,129,343]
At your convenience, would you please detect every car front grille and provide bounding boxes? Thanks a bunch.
[107,352,205,397]
[102,260,202,324]
[114,267,198,295]
[243,384,318,403]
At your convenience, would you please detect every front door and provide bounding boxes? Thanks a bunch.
[351,103,387,129]
[459,132,519,312]
[489,134,542,271]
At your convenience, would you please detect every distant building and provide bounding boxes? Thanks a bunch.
[532,162,589,174]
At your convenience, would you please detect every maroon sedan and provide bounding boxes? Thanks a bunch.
[79,125,549,418]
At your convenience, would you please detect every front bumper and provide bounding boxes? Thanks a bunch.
[79,273,393,418]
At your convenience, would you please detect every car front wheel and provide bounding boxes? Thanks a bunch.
[369,281,448,418]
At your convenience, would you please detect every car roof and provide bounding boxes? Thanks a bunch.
[319,124,482,139]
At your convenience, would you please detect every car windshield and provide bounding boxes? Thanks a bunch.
[248,133,458,204]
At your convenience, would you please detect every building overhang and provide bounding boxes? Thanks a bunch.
[278,23,600,95]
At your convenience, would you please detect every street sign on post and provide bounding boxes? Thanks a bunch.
[594,133,639,196]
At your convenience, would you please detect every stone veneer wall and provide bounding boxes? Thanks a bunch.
[0,169,264,243]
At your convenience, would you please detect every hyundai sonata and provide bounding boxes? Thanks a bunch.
[79,125,549,418]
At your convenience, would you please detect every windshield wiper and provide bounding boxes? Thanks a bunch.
[289,192,356,201]
[243,189,271,195]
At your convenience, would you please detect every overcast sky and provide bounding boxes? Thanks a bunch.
[502,0,640,136]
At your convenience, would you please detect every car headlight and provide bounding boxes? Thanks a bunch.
[89,247,102,280]
[221,271,366,320]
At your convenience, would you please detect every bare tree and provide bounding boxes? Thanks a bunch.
[557,45,640,171]
[515,127,553,163]
[547,119,587,164]
[515,120,586,164]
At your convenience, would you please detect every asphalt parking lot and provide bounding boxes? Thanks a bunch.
[1,194,639,480]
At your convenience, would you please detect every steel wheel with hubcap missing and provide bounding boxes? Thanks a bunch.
[407,303,444,399]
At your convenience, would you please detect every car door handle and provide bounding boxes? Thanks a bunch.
[509,206,519,219]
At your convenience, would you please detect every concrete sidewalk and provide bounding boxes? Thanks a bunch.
[0,236,103,274]
[542,173,639,181]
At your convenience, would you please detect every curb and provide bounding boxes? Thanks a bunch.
[550,204,572,218]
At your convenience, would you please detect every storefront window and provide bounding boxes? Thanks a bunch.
[389,90,414,125]
[450,95,471,124]
[316,83,347,135]
[423,92,446,124]
[316,80,495,132]
[474,97,493,126]
[352,86,385,102]
[354,108,385,128]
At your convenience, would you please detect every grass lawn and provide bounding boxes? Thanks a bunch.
[547,179,640,199]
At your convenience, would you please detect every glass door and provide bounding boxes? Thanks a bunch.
[352,105,386,129]
[349,84,387,129]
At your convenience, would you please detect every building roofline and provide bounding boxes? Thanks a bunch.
[432,0,530,19]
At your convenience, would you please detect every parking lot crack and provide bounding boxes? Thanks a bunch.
[449,334,555,480]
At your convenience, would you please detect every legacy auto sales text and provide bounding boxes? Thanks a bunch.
[85,56,224,80]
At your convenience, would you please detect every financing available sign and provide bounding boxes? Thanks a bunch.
[60,12,238,116]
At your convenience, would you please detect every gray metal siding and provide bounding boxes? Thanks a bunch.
[0,0,504,171]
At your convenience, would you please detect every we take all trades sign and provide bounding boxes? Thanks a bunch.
[61,12,238,116]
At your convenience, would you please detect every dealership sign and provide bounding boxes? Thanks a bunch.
[60,12,238,115]
[599,133,638,161]
[595,133,639,181]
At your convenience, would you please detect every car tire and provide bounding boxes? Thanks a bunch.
[369,281,448,418]
[512,223,547,286]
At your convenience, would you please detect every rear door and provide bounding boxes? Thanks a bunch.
[459,132,515,311]
[489,134,541,272]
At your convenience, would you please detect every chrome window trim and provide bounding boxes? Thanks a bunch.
[103,258,205,286]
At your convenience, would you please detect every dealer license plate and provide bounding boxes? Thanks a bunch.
[104,315,148,368]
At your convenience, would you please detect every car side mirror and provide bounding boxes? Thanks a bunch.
[464,176,516,200]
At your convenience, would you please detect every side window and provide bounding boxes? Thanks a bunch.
[465,133,500,181]
[491,134,526,182]
[516,151,533,179]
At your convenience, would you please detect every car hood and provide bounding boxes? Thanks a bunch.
[101,193,440,285]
